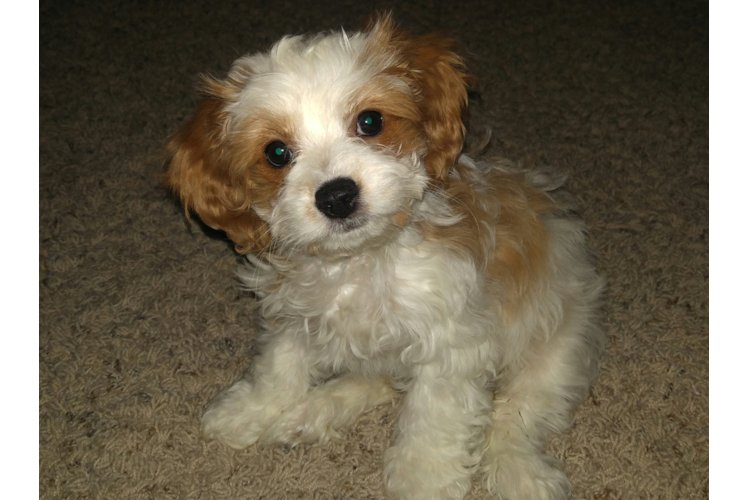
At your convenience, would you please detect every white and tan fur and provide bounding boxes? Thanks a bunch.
[165,15,604,500]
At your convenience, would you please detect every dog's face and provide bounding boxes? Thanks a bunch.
[166,16,471,257]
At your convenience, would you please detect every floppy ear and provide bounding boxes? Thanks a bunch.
[369,15,473,183]
[406,35,472,183]
[164,82,270,254]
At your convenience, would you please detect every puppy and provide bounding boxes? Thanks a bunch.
[165,15,604,500]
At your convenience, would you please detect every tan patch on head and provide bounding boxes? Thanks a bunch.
[347,77,426,159]
[230,112,297,214]
[372,111,425,160]
[361,14,473,184]
[164,75,296,254]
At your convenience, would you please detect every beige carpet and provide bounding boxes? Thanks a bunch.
[39,0,708,498]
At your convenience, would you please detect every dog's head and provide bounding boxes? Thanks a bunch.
[165,15,472,257]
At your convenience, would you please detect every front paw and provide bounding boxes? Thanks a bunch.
[201,379,283,450]
[384,443,474,500]
[260,397,342,446]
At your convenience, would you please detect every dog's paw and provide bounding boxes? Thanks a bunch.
[482,450,572,500]
[261,397,342,446]
[260,376,396,446]
[383,443,474,500]
[200,379,284,450]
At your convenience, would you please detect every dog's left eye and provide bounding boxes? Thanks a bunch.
[356,111,383,136]
[265,141,293,168]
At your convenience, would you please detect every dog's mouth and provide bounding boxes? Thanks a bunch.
[326,212,366,233]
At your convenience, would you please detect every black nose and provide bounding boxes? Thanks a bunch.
[315,177,359,219]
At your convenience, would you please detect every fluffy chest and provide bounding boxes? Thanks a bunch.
[250,235,482,363]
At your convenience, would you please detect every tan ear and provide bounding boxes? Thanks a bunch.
[164,88,269,254]
[369,15,473,183]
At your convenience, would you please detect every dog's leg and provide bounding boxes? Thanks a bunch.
[383,363,493,500]
[261,375,396,445]
[201,331,311,449]
[481,322,602,500]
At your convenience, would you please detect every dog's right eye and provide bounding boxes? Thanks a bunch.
[356,111,383,137]
[265,141,293,168]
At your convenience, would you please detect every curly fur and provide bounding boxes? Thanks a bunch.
[165,14,604,500]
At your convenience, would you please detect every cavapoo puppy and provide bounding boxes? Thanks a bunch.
[165,15,604,500]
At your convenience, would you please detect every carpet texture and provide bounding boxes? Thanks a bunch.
[39,0,708,498]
